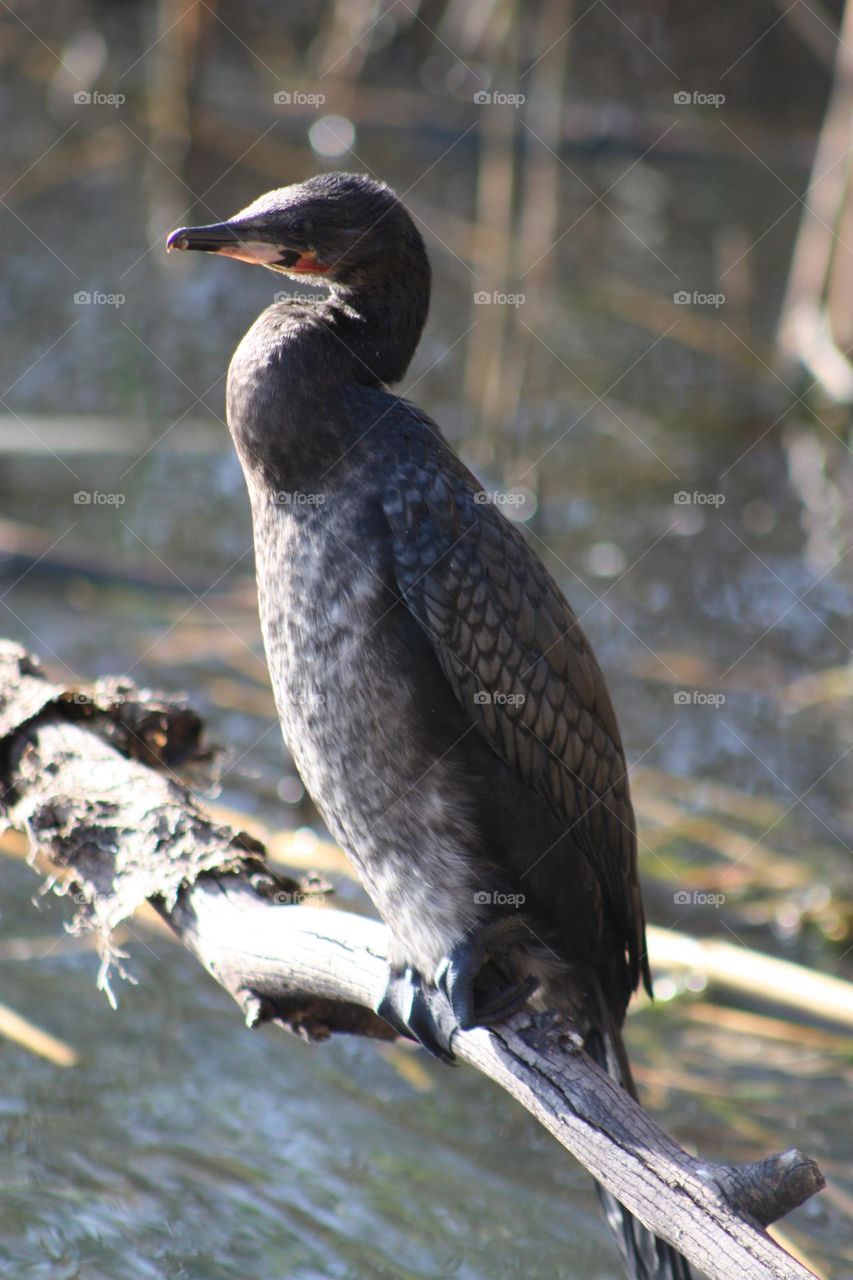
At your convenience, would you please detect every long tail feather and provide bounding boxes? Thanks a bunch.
[584,1015,695,1280]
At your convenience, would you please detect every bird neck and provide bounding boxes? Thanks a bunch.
[327,254,430,387]
[225,253,431,491]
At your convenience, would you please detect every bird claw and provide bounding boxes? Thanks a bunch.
[377,937,539,1062]
[377,966,458,1063]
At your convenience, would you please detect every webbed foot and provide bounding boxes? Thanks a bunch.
[376,965,458,1063]
[376,934,539,1062]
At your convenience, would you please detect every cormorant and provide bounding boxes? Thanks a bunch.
[167,172,692,1280]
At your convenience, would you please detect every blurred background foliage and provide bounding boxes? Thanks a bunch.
[0,2,851,1278]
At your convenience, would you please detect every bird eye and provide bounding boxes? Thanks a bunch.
[288,216,310,237]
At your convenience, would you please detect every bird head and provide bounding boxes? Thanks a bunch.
[166,171,428,291]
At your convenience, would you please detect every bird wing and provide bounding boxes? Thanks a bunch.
[381,417,648,996]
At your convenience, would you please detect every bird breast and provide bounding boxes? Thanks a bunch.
[247,488,484,970]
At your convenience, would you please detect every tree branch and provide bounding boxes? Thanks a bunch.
[0,642,825,1280]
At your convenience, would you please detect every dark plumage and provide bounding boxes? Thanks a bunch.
[168,172,691,1280]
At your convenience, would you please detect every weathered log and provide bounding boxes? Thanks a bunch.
[0,642,825,1280]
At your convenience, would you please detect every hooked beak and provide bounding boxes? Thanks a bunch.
[167,222,241,252]
[166,222,331,274]
[167,221,287,266]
